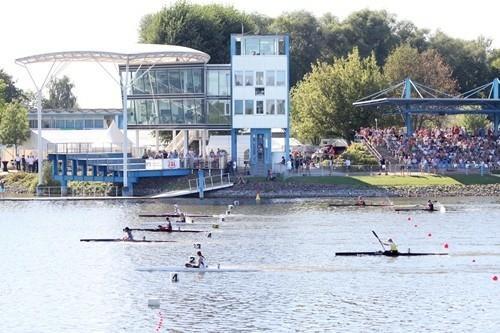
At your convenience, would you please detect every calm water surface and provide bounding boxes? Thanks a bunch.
[1,197,499,332]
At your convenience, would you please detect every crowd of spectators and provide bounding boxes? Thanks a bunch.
[357,126,500,172]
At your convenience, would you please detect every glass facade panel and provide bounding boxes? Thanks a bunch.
[234,71,243,86]
[245,71,253,86]
[277,71,286,86]
[156,70,169,94]
[278,38,286,55]
[266,71,275,86]
[184,99,195,124]
[159,100,172,124]
[234,100,243,115]
[193,69,203,93]
[245,38,260,55]
[75,119,84,129]
[207,71,219,96]
[84,119,93,128]
[171,100,184,123]
[266,100,275,115]
[219,70,229,96]
[65,120,74,128]
[256,71,264,86]
[277,100,286,114]
[260,38,276,55]
[256,101,264,114]
[183,69,194,93]
[208,100,230,124]
[245,100,253,115]
[169,70,181,93]
[94,120,104,128]
[56,119,65,128]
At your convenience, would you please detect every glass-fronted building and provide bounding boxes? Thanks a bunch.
[121,64,231,129]
[28,108,121,130]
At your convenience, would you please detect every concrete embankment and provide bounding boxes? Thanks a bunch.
[205,182,500,199]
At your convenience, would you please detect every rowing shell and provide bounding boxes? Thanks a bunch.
[394,208,437,212]
[80,238,176,243]
[139,212,216,218]
[335,251,448,257]
[128,228,203,233]
[328,203,393,207]
[136,266,259,273]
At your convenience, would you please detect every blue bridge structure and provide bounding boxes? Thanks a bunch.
[354,78,500,136]
[48,152,194,196]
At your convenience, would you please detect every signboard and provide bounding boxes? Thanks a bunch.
[145,158,181,170]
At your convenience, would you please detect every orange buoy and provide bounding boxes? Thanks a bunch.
[428,233,432,237]
[444,243,449,249]
[408,217,412,221]
[493,275,498,281]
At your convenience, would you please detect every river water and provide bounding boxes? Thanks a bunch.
[1,197,499,332]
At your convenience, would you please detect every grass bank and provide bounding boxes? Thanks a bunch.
[282,174,500,187]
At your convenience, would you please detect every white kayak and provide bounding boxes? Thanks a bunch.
[136,265,259,273]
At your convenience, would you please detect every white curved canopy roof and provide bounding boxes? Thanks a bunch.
[15,44,210,65]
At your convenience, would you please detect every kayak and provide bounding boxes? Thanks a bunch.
[335,251,448,257]
[80,238,176,243]
[328,203,393,207]
[128,228,203,233]
[136,266,259,273]
[139,212,215,218]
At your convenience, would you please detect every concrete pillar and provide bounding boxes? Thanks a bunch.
[284,127,290,161]
[231,129,238,165]
[183,129,189,156]
[155,129,159,152]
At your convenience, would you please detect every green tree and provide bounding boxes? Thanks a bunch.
[455,114,490,133]
[0,69,24,103]
[291,48,385,143]
[139,1,257,64]
[383,44,458,128]
[42,76,78,109]
[269,11,323,85]
[0,102,30,154]
[429,32,492,91]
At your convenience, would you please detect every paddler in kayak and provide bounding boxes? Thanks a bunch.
[122,227,134,241]
[427,200,434,211]
[356,196,366,206]
[178,212,187,223]
[158,218,173,231]
[185,251,206,268]
[383,238,398,254]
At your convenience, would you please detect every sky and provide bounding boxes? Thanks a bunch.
[1,0,499,108]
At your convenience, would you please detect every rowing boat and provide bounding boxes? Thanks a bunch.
[335,251,448,257]
[128,228,203,233]
[328,203,393,207]
[138,212,215,218]
[80,238,176,243]
[394,207,437,212]
[136,266,259,273]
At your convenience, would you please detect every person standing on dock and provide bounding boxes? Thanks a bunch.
[356,196,366,206]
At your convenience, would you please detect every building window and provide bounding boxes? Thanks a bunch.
[276,71,286,86]
[56,119,65,128]
[84,119,94,128]
[256,71,264,86]
[278,38,286,55]
[260,38,276,55]
[224,102,231,116]
[266,100,275,115]
[219,70,229,96]
[94,120,104,128]
[245,71,253,86]
[234,71,243,86]
[156,70,169,94]
[169,70,182,93]
[207,70,219,96]
[245,38,260,55]
[65,120,74,129]
[29,120,37,128]
[266,71,275,86]
[255,87,265,96]
[277,100,286,115]
[256,101,264,114]
[193,69,203,93]
[234,100,243,115]
[235,38,241,55]
[245,100,253,115]
[172,100,184,123]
